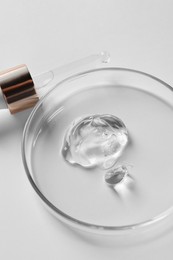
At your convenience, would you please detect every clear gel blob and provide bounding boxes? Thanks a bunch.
[62,114,128,169]
[105,165,128,185]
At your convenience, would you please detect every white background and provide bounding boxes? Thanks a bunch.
[0,0,173,259]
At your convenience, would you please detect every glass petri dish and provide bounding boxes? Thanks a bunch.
[22,68,173,235]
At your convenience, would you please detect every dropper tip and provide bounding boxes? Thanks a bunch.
[100,51,111,64]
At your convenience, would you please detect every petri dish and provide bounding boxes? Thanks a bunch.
[22,68,173,235]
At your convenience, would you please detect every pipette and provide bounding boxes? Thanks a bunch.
[0,51,110,114]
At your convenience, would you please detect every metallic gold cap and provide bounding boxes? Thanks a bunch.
[0,64,39,114]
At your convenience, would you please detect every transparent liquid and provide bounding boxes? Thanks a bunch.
[62,114,128,169]
[32,85,173,226]
[105,165,129,185]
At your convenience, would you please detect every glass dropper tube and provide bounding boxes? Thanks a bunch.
[0,51,110,113]
[34,51,110,96]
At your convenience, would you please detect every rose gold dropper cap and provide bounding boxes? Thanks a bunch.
[0,64,39,114]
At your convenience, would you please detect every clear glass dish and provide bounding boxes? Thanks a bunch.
[22,68,173,235]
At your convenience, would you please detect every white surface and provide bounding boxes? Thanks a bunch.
[0,0,173,259]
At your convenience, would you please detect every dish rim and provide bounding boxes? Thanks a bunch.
[22,67,173,234]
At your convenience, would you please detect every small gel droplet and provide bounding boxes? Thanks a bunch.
[62,114,128,169]
[105,165,128,185]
